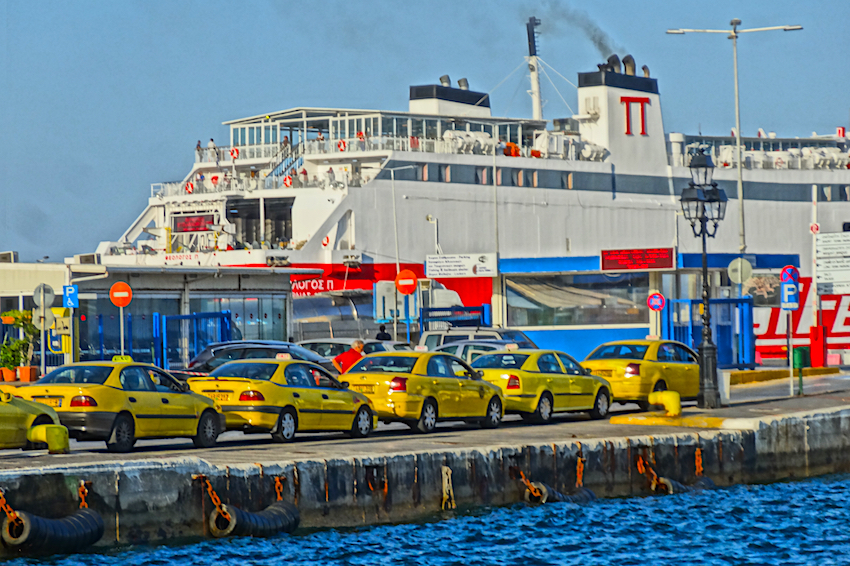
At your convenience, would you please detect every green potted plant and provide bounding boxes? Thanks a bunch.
[1,310,38,381]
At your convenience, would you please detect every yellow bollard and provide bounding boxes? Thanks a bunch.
[27,424,70,454]
[648,391,682,418]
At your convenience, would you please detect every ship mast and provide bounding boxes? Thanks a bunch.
[526,17,543,121]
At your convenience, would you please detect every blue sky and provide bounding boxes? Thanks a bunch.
[0,0,846,261]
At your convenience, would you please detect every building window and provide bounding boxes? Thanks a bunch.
[476,167,489,185]
[506,273,649,327]
[416,164,428,182]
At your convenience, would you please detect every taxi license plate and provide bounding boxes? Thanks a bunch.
[595,370,613,377]
[353,385,375,394]
[206,392,231,402]
[36,397,61,407]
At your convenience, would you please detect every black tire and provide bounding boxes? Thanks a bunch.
[193,411,220,448]
[415,399,438,434]
[480,396,502,429]
[589,388,611,420]
[531,392,554,424]
[637,380,667,412]
[24,415,54,450]
[349,406,373,438]
[106,413,136,453]
[271,408,297,443]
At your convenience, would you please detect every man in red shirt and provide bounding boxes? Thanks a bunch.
[333,340,365,374]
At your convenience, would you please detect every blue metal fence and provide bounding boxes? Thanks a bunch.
[661,297,755,369]
[157,311,232,369]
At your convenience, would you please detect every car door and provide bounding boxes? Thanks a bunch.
[148,368,198,436]
[425,355,460,417]
[674,344,700,398]
[448,357,489,417]
[655,343,684,392]
[119,366,163,436]
[0,396,28,448]
[309,365,357,430]
[282,363,324,430]
[557,353,595,410]
[536,353,567,410]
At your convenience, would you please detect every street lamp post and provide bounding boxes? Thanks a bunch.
[388,165,416,340]
[680,150,728,409]
[667,20,802,254]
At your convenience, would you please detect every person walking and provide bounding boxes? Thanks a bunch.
[332,340,364,374]
[375,325,392,341]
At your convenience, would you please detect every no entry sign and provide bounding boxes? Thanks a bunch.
[109,282,133,308]
[394,270,418,295]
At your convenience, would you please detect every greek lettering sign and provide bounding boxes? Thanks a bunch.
[601,248,675,271]
[425,253,498,278]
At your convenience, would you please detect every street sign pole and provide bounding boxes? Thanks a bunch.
[787,310,793,397]
[40,286,45,378]
[120,306,125,356]
[69,306,74,364]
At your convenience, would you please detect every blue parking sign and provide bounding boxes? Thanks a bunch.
[63,285,79,308]
[780,281,799,311]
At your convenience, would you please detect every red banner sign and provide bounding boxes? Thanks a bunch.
[601,248,675,271]
[173,215,215,233]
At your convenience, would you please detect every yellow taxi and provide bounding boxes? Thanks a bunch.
[187,358,377,442]
[15,362,224,452]
[581,340,699,410]
[343,352,504,433]
[0,390,61,449]
[471,350,612,422]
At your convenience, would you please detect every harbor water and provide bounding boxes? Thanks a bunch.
[13,474,850,566]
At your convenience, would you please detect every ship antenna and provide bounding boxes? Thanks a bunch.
[526,16,543,121]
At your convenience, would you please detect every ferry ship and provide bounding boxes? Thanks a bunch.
[87,18,850,362]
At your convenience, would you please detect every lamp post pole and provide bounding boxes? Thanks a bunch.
[698,217,719,408]
[388,165,415,341]
[667,20,802,254]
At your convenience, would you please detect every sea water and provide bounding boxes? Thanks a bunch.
[13,474,850,566]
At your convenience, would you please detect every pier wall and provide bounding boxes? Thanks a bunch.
[2,406,849,552]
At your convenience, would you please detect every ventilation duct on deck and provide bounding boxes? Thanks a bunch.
[623,55,636,76]
[439,75,451,87]
[458,78,469,90]
[607,55,621,73]
[642,65,650,78]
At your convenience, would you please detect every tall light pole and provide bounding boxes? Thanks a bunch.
[680,150,728,409]
[668,20,802,254]
[388,165,416,340]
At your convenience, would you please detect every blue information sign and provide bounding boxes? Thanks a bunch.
[781,281,799,311]
[63,285,79,308]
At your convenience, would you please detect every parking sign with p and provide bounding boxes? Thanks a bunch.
[780,265,800,311]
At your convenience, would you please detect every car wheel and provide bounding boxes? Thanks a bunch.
[192,411,220,448]
[637,381,667,411]
[532,392,554,424]
[350,406,373,438]
[415,399,438,434]
[106,414,136,453]
[24,415,54,450]
[589,388,611,420]
[481,397,502,429]
[271,408,297,443]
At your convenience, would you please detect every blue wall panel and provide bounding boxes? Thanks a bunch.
[522,327,650,360]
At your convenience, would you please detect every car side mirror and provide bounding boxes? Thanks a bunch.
[475,370,484,380]
[584,367,592,375]
[341,381,350,389]
[181,382,190,392]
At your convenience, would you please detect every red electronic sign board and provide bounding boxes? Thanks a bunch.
[173,215,215,233]
[601,248,676,271]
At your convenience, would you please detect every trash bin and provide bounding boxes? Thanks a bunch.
[793,347,810,369]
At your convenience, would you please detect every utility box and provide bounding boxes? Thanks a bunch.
[793,347,810,369]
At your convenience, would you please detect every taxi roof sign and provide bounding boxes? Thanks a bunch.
[275,353,292,360]
[504,343,519,351]
[111,355,134,362]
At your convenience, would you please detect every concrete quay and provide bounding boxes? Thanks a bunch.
[3,388,850,553]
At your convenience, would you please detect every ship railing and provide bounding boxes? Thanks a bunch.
[680,143,850,171]
[297,135,532,157]
[194,143,282,165]
[152,176,266,198]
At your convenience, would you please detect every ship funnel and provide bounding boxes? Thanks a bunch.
[642,65,650,78]
[623,55,636,76]
[458,78,469,90]
[607,55,621,73]
[439,75,451,87]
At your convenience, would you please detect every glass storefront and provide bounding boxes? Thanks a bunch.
[506,273,650,327]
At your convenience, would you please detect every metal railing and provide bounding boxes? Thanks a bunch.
[194,143,282,165]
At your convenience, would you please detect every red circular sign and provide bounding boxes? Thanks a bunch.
[109,281,133,308]
[810,223,820,234]
[647,292,665,311]
[394,270,418,295]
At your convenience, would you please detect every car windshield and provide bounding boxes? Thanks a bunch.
[348,356,417,374]
[471,354,530,369]
[209,362,278,380]
[39,365,113,385]
[586,344,649,361]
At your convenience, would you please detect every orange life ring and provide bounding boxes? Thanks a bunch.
[230,148,239,159]
[357,131,365,141]
[283,175,292,188]
[322,236,330,247]
[338,140,347,151]
[185,182,194,194]
[211,175,219,185]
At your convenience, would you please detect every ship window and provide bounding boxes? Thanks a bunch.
[412,119,424,138]
[514,170,523,187]
[425,120,438,139]
[496,168,503,186]
[561,172,573,190]
[532,171,538,188]
[416,164,428,182]
[439,165,450,182]
[249,128,255,145]
[476,167,489,185]
[381,117,394,137]
[398,119,409,139]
